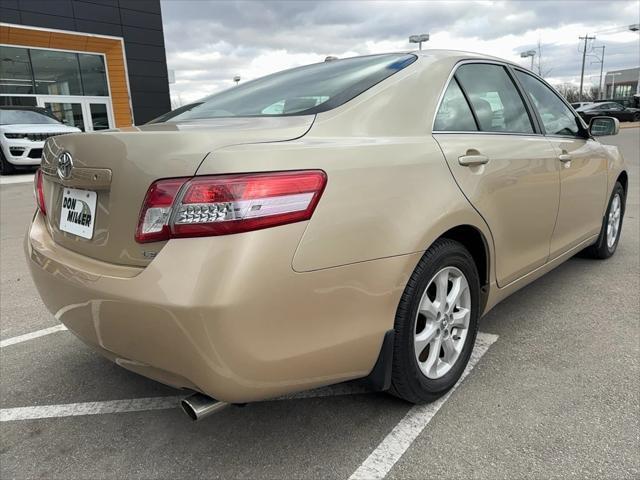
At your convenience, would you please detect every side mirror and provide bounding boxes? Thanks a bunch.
[589,116,620,137]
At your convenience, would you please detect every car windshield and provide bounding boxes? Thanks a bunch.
[164,53,417,121]
[0,109,61,125]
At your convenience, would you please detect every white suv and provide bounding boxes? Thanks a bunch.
[1,107,81,175]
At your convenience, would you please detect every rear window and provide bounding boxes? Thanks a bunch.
[0,109,61,125]
[164,54,417,121]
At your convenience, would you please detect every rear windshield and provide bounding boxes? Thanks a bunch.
[164,53,417,121]
[0,109,61,125]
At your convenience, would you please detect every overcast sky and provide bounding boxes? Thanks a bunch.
[160,0,640,106]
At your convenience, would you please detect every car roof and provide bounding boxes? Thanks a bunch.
[1,106,47,112]
[408,49,522,68]
[328,49,521,69]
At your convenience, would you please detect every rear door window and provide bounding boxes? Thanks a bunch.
[455,63,534,134]
[433,78,478,131]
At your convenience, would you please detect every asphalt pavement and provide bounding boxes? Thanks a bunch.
[1,128,638,479]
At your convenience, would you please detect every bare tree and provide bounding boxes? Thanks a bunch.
[554,83,600,103]
[555,84,581,103]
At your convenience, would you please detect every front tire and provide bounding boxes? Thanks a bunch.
[584,182,625,259]
[390,239,480,404]
[0,150,16,175]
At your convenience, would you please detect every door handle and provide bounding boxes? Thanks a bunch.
[458,154,489,167]
[558,153,572,162]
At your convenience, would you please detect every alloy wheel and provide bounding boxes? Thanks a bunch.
[414,266,471,379]
[607,193,621,249]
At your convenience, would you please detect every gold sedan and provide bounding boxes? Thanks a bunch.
[26,50,627,420]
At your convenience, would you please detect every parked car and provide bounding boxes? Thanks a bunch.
[577,101,640,122]
[26,51,627,420]
[0,106,81,174]
[570,101,592,110]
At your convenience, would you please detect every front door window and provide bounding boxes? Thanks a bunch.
[514,70,582,137]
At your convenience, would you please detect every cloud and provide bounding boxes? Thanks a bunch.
[160,0,640,105]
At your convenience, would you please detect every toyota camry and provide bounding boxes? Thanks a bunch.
[26,50,627,420]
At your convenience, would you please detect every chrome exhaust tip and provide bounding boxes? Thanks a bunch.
[181,393,229,421]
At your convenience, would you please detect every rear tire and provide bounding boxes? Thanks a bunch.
[389,239,480,404]
[0,150,16,175]
[583,182,625,259]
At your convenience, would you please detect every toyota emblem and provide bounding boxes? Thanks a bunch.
[57,151,74,180]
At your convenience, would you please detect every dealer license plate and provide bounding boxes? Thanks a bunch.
[59,187,97,239]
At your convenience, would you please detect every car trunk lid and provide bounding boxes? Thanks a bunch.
[39,116,314,267]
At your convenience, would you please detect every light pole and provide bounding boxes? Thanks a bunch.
[590,45,605,99]
[520,50,536,71]
[630,24,640,94]
[578,34,596,101]
[409,34,429,50]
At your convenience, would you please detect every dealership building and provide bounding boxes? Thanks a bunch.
[604,67,640,100]
[0,0,171,130]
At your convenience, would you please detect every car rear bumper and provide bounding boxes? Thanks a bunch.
[25,211,419,403]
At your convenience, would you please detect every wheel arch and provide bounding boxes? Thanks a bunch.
[363,222,492,392]
[438,225,489,284]
[437,224,491,313]
[617,170,628,196]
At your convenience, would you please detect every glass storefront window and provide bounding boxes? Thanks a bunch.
[30,49,83,95]
[0,46,34,94]
[613,85,632,99]
[79,54,109,96]
[1,47,112,130]
[45,102,85,131]
[1,47,109,97]
[0,96,37,106]
[89,103,110,130]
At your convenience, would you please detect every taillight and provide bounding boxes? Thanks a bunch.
[135,178,186,243]
[34,168,46,215]
[135,170,326,243]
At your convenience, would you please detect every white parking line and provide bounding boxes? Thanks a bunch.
[0,324,497,430]
[0,384,372,422]
[0,173,35,185]
[349,332,498,480]
[0,396,182,422]
[0,324,68,348]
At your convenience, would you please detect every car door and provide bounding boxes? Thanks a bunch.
[514,69,608,258]
[599,102,620,120]
[583,103,608,122]
[433,62,561,287]
[607,103,633,121]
